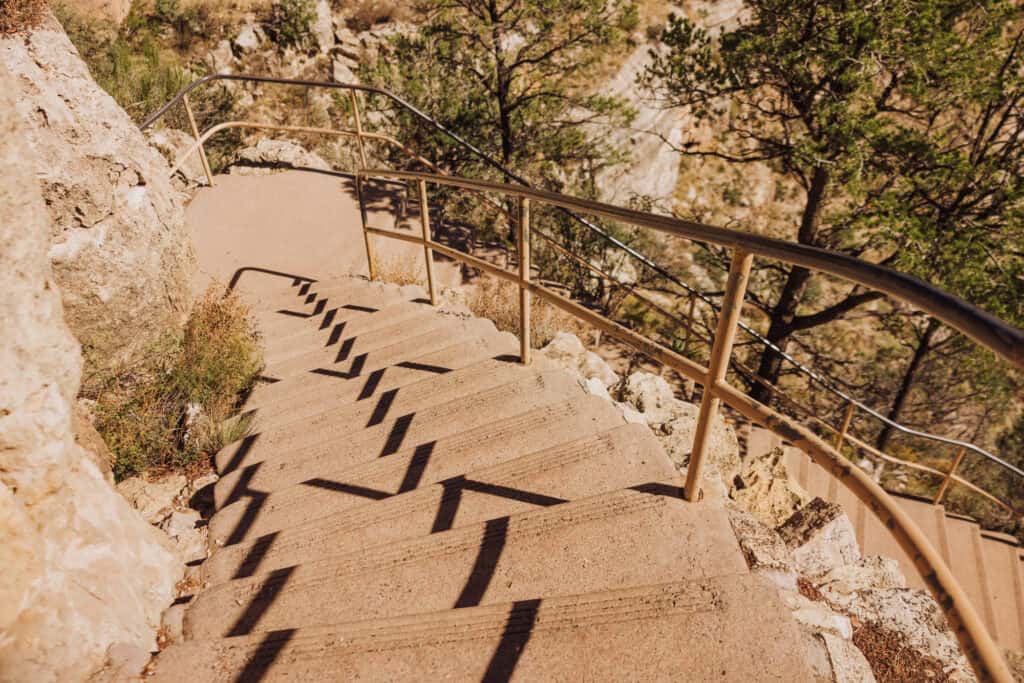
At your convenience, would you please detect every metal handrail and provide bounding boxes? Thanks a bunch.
[353,167,1014,682]
[144,73,1023,493]
[141,76,1022,680]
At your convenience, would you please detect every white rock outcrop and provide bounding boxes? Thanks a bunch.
[0,15,193,372]
[229,138,333,174]
[0,61,182,682]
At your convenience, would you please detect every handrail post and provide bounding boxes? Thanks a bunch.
[518,196,532,364]
[417,179,438,305]
[934,447,967,504]
[684,248,753,502]
[355,173,377,280]
[834,401,856,451]
[182,93,215,187]
[349,89,369,170]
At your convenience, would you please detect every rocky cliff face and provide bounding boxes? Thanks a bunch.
[0,56,182,683]
[0,15,193,375]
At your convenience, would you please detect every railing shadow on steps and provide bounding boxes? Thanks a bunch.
[144,74,1023,681]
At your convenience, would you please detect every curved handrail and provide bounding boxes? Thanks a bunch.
[354,167,1013,681]
[144,73,1023,490]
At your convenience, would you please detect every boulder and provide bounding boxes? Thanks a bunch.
[233,21,264,53]
[229,138,332,175]
[726,505,795,584]
[778,498,861,578]
[730,445,809,527]
[657,401,740,494]
[117,474,188,524]
[0,17,193,375]
[816,556,906,595]
[0,61,181,681]
[207,39,235,74]
[158,509,207,563]
[620,371,676,424]
[333,56,357,84]
[312,0,334,53]
[539,332,619,387]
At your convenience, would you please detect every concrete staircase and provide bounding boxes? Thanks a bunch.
[152,276,815,681]
[747,427,1024,653]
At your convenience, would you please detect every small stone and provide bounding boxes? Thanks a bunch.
[117,474,188,524]
[781,591,853,639]
[778,498,860,578]
[159,510,200,539]
[207,40,235,74]
[616,402,648,425]
[333,58,357,84]
[817,556,906,595]
[580,377,612,401]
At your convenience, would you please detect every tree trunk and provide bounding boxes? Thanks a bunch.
[748,166,829,404]
[875,317,940,451]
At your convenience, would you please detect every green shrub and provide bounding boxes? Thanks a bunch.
[91,288,263,480]
[0,0,46,36]
[264,0,316,49]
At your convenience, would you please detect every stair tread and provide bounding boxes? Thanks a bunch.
[201,422,674,585]
[245,318,500,404]
[208,395,627,545]
[153,574,813,682]
[186,482,748,639]
[979,534,1024,650]
[214,368,585,481]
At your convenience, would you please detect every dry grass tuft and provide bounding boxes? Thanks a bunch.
[91,287,263,480]
[0,0,47,35]
[464,275,590,349]
[372,251,427,287]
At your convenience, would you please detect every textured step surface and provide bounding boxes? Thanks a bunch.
[208,396,629,545]
[201,423,674,584]
[154,575,813,682]
[186,485,746,639]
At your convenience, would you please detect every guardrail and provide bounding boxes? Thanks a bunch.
[142,74,1024,521]
[144,75,1023,681]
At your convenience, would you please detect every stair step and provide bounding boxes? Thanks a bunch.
[245,318,501,405]
[214,368,584,482]
[979,534,1024,650]
[943,516,999,638]
[251,281,407,333]
[185,483,747,639]
[249,356,531,436]
[207,395,627,545]
[263,312,473,380]
[218,362,569,475]
[263,299,435,362]
[201,423,674,584]
[250,278,418,314]
[153,574,813,682]
[246,336,520,431]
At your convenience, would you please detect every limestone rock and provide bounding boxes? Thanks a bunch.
[90,642,151,683]
[160,604,187,646]
[71,400,115,483]
[781,591,854,640]
[620,372,676,424]
[730,446,810,527]
[117,474,188,524]
[233,21,264,53]
[158,509,207,563]
[821,633,877,683]
[657,401,740,495]
[0,17,193,374]
[229,138,332,174]
[207,39,235,74]
[0,61,181,682]
[540,332,618,387]
[146,128,205,188]
[333,57,357,84]
[817,556,906,595]
[726,505,795,585]
[778,498,861,578]
[312,0,334,53]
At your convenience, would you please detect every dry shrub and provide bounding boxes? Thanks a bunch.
[372,251,426,287]
[852,621,951,682]
[465,275,589,348]
[0,0,46,35]
[91,287,263,480]
[346,0,402,31]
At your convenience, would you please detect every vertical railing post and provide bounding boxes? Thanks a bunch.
[518,196,532,364]
[417,179,438,305]
[182,93,215,187]
[684,248,753,502]
[834,401,856,451]
[355,173,377,280]
[349,89,369,170]
[934,447,967,504]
